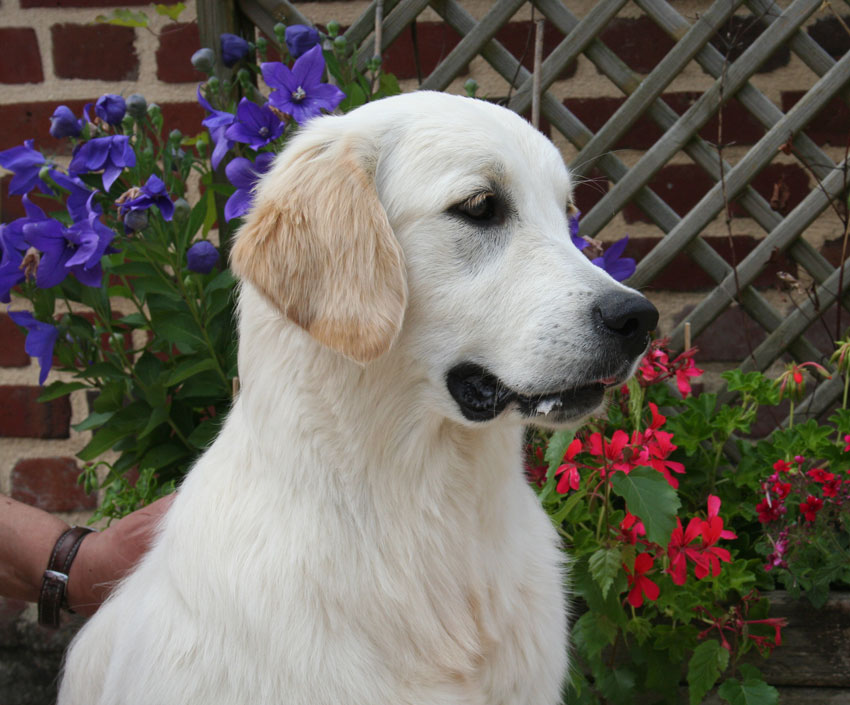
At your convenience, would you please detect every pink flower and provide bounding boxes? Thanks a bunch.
[625,553,660,607]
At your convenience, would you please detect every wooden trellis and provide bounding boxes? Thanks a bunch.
[200,0,850,421]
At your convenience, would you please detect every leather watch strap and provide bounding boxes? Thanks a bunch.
[38,526,95,628]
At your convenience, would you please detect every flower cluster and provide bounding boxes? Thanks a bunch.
[636,337,703,397]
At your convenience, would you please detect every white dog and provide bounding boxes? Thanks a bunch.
[59,92,657,705]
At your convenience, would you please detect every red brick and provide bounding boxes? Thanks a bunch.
[160,101,206,138]
[0,28,44,84]
[493,20,576,80]
[673,304,767,362]
[781,91,850,147]
[573,168,609,216]
[563,93,765,151]
[709,16,789,73]
[383,21,464,81]
[0,314,31,367]
[156,22,203,84]
[629,235,794,291]
[0,386,71,439]
[808,15,850,59]
[10,457,95,512]
[622,163,716,224]
[598,16,675,74]
[51,24,138,81]
[0,100,90,155]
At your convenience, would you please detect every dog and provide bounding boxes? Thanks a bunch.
[58,91,657,705]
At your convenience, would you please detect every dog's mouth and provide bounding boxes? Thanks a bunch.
[446,362,623,423]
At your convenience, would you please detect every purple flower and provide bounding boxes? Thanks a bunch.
[118,174,174,221]
[220,33,251,67]
[592,236,636,282]
[224,98,284,150]
[262,45,345,125]
[197,85,236,170]
[49,169,99,222]
[7,310,59,385]
[186,240,219,274]
[285,24,320,59]
[68,135,136,192]
[49,105,82,139]
[0,140,53,196]
[95,94,127,125]
[24,194,113,289]
[224,152,275,221]
[569,209,587,251]
[0,196,50,302]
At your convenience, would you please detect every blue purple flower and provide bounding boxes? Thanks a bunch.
[592,237,636,282]
[285,25,320,59]
[49,106,82,139]
[197,85,236,170]
[117,174,174,221]
[95,94,127,125]
[224,152,275,221]
[186,240,219,273]
[68,135,136,192]
[569,209,586,251]
[224,98,284,150]
[49,169,99,223]
[7,310,59,385]
[220,33,251,67]
[262,45,345,125]
[0,197,50,302]
[0,140,53,196]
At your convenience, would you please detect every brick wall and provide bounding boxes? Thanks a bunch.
[0,4,848,683]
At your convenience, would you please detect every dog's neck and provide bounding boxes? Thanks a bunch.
[232,285,524,512]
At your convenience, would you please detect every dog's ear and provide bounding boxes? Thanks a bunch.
[230,127,407,364]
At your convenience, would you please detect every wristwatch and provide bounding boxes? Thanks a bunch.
[38,526,95,628]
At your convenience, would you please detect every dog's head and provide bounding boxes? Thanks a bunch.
[231,92,657,429]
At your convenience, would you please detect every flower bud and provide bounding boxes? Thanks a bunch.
[273,23,287,46]
[191,47,216,74]
[255,36,268,59]
[186,240,220,274]
[206,76,220,93]
[38,165,52,183]
[326,20,340,38]
[333,35,347,52]
[146,102,162,121]
[121,115,134,131]
[126,93,147,120]
[124,209,149,232]
[169,128,183,143]
[287,24,321,58]
[95,94,127,125]
[464,79,479,98]
[220,33,251,68]
[236,67,253,90]
[48,105,82,139]
[173,197,191,221]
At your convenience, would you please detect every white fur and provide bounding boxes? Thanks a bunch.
[59,92,648,705]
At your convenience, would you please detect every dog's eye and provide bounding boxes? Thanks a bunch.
[453,193,502,224]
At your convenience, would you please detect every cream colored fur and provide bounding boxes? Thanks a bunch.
[58,92,648,705]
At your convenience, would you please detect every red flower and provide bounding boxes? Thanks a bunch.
[667,516,704,585]
[625,553,660,607]
[667,496,735,583]
[800,495,823,521]
[756,498,783,524]
[637,430,685,488]
[807,468,835,484]
[618,511,646,545]
[675,355,703,398]
[555,438,583,494]
[822,478,841,498]
[587,429,632,475]
[844,434,850,452]
[773,459,793,474]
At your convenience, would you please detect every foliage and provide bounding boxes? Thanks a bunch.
[0,22,400,522]
[529,339,850,703]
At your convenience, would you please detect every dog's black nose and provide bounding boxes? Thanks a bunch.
[595,292,659,358]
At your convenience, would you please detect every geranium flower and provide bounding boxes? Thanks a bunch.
[262,45,345,125]
[637,430,685,488]
[625,553,660,607]
[667,516,704,585]
[7,310,59,384]
[695,495,736,579]
[68,135,136,192]
[224,152,275,221]
[592,236,636,282]
[555,437,583,493]
[800,495,823,521]
[225,98,285,150]
[756,498,783,524]
[0,196,50,301]
[285,24,320,59]
[197,85,236,170]
[220,33,251,67]
[844,434,850,452]
[807,468,835,484]
[0,140,53,195]
[187,240,219,273]
[95,94,126,125]
[674,355,702,397]
[49,105,82,139]
[773,459,793,474]
[618,511,646,545]
[586,429,632,475]
[117,174,174,221]
[776,361,831,401]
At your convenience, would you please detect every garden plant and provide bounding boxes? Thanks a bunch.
[2,17,849,705]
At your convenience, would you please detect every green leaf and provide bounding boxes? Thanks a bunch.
[187,416,223,449]
[166,357,217,386]
[595,666,635,705]
[37,381,88,402]
[73,411,115,432]
[154,2,185,21]
[545,429,576,473]
[139,442,191,472]
[95,9,148,27]
[589,547,623,599]
[610,466,680,545]
[687,640,729,705]
[138,404,170,439]
[573,611,617,660]
[717,677,778,705]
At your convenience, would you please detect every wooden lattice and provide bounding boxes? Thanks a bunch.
[201,0,850,420]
